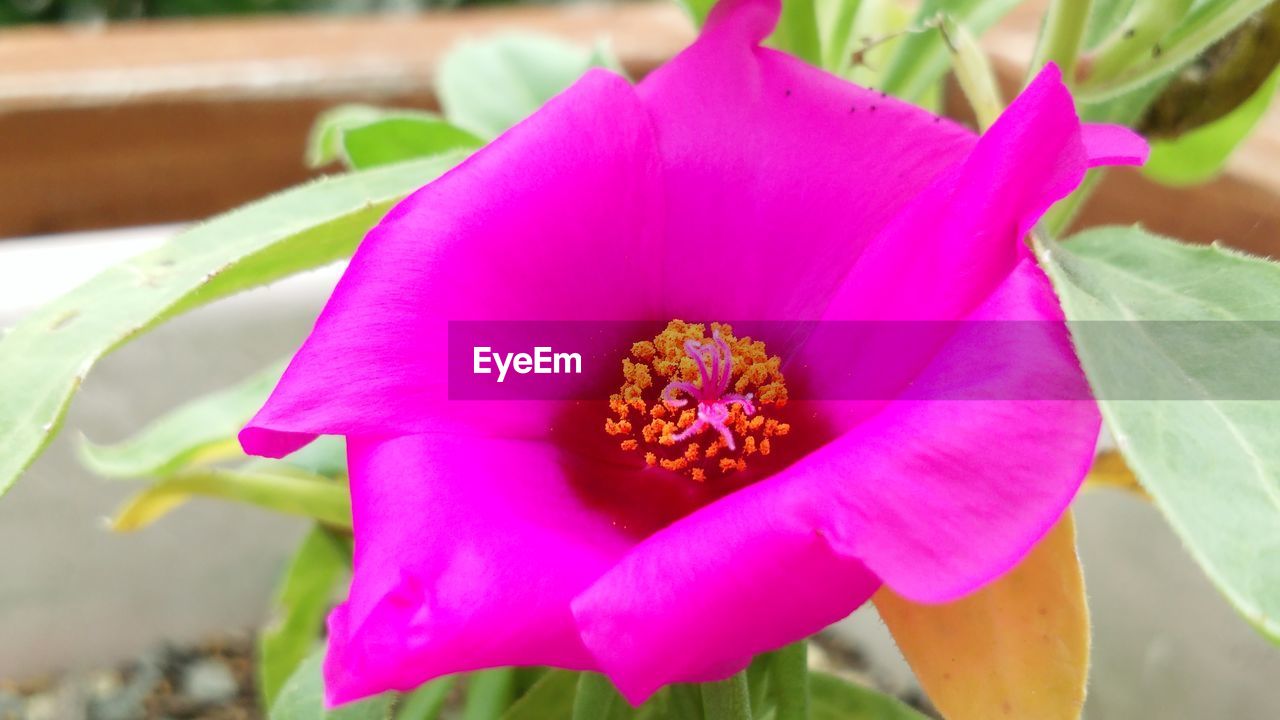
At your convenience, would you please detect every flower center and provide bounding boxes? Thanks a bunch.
[605,320,789,482]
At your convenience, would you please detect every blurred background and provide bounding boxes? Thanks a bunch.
[1,0,1279,718]
[0,0,495,25]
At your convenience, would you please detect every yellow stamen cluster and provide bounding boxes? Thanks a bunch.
[605,320,789,481]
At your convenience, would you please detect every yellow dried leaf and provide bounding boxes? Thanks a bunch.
[1084,451,1148,498]
[874,513,1088,720]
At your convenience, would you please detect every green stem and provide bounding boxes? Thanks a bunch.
[1042,169,1105,237]
[769,642,810,720]
[110,467,351,532]
[1029,0,1094,83]
[773,0,823,67]
[823,0,864,74]
[700,672,752,720]
[941,16,1004,130]
[1080,0,1271,101]
[1029,0,1090,82]
[461,668,515,720]
[747,656,772,716]
[572,673,629,720]
[669,684,705,719]
[1084,0,1192,87]
[396,677,455,720]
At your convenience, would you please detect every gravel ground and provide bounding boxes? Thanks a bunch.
[0,632,934,719]
[0,635,259,720]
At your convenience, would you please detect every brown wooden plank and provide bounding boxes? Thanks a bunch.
[1083,170,1280,259]
[1,96,424,236]
[0,3,690,110]
[0,3,692,239]
[0,0,1277,260]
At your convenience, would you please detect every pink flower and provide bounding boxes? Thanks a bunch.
[241,0,1146,706]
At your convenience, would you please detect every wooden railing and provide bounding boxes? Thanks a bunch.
[0,1,1275,258]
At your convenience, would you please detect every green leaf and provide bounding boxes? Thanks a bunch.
[586,40,629,79]
[260,526,351,708]
[463,668,516,720]
[271,649,394,720]
[499,671,576,720]
[745,652,774,716]
[700,673,751,720]
[676,0,716,27]
[499,671,672,720]
[0,152,464,500]
[878,0,1022,102]
[665,685,704,720]
[438,34,619,139]
[1144,65,1280,186]
[396,677,456,720]
[819,0,864,74]
[307,104,392,167]
[264,435,349,478]
[770,0,823,67]
[571,673,630,720]
[307,105,484,171]
[1035,226,1280,643]
[342,117,483,170]
[767,642,809,720]
[109,466,352,531]
[78,360,285,479]
[809,672,929,720]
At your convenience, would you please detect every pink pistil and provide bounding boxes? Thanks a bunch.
[661,332,756,451]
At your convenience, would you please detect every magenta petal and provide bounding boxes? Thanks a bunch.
[784,259,1098,604]
[572,259,1094,702]
[789,64,1130,434]
[571,478,880,704]
[819,64,1098,324]
[241,69,664,458]
[244,0,1144,705]
[1081,122,1149,167]
[637,0,976,320]
[325,434,636,705]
